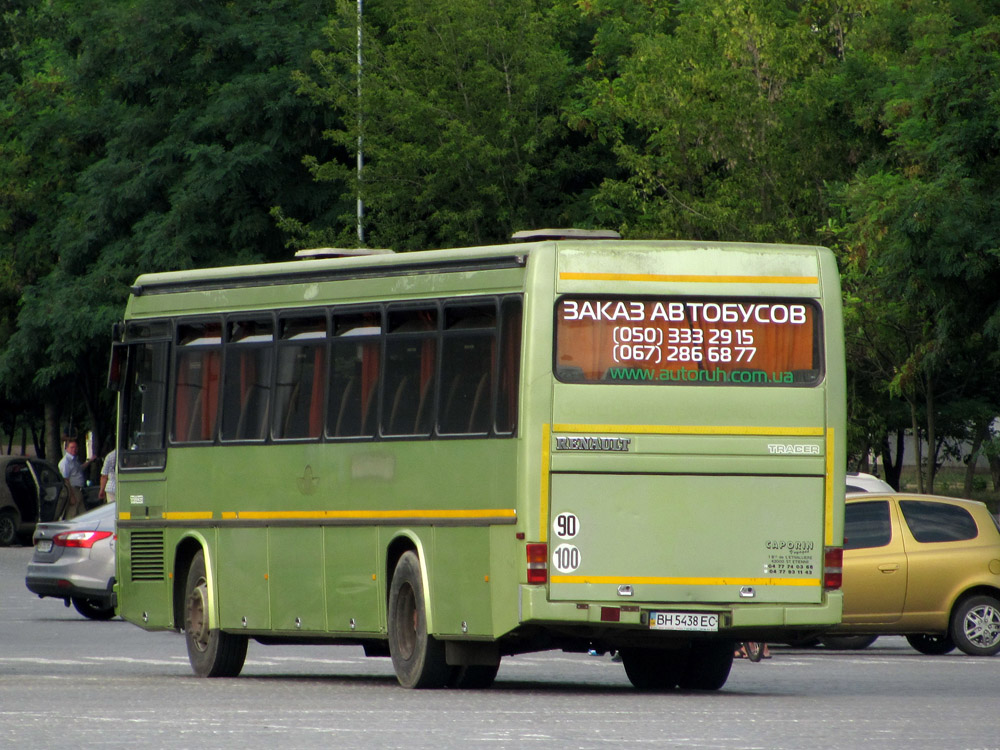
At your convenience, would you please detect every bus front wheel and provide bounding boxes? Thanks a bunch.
[183,550,248,677]
[387,551,449,688]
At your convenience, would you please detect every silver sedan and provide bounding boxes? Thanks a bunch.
[25,502,116,620]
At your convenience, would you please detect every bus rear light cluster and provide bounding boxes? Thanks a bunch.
[526,543,548,584]
[823,546,843,590]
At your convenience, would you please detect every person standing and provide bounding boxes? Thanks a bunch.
[99,448,117,504]
[58,439,94,518]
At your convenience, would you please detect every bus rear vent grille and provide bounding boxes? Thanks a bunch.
[129,530,166,581]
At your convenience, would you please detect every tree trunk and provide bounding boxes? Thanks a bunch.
[989,451,1000,492]
[910,401,924,494]
[925,380,936,494]
[44,400,60,463]
[880,429,904,490]
[963,417,991,498]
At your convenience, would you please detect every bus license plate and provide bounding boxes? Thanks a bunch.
[649,612,719,632]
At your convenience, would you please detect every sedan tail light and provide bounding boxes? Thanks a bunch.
[53,530,114,549]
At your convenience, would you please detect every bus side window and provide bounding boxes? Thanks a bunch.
[439,303,495,435]
[328,310,381,439]
[120,337,169,469]
[496,297,522,435]
[172,321,222,443]
[221,318,274,442]
[383,307,437,437]
[273,316,327,440]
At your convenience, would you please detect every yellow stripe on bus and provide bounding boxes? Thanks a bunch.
[540,423,551,543]
[825,427,835,546]
[559,272,819,285]
[162,512,214,521]
[219,509,516,521]
[553,423,824,437]
[550,575,821,587]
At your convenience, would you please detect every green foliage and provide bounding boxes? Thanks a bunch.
[297,0,604,250]
[827,1,1000,490]
[2,0,1000,485]
[0,0,344,449]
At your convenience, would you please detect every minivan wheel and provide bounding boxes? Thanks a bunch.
[819,635,878,650]
[905,633,955,655]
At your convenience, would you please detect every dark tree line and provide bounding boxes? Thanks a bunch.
[3,0,1000,493]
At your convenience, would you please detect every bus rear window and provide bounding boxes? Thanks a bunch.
[555,296,821,386]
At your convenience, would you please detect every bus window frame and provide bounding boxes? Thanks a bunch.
[170,318,225,445]
[118,331,171,472]
[326,305,384,442]
[271,309,330,442]
[381,302,440,439]
[220,313,276,444]
[120,293,524,458]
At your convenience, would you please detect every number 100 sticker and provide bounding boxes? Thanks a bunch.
[553,513,581,573]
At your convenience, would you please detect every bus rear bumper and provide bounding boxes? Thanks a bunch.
[518,585,843,632]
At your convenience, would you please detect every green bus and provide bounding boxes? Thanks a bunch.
[111,230,845,690]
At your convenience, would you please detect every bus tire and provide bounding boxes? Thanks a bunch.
[950,594,1000,656]
[449,663,500,689]
[620,647,685,690]
[676,640,733,691]
[183,550,248,677]
[387,551,449,688]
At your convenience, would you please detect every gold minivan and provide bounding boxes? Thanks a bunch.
[826,493,1000,656]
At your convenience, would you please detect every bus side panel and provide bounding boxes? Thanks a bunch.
[488,524,522,638]
[116,475,172,630]
[217,528,270,631]
[324,526,382,634]
[268,526,325,631]
[431,527,493,637]
[116,527,175,631]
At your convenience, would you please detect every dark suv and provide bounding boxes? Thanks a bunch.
[0,456,71,546]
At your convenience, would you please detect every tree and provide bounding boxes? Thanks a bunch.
[0,0,345,451]
[294,0,600,251]
[578,0,866,242]
[828,2,1000,492]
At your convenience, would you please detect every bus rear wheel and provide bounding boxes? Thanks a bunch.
[387,551,449,689]
[183,550,248,677]
[620,647,685,690]
[676,641,734,691]
[449,663,500,689]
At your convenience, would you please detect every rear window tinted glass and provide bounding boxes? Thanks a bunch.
[899,500,978,543]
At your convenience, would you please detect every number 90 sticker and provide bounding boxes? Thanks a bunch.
[552,543,581,573]
[553,512,579,539]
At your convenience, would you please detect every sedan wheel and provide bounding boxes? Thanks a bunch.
[951,595,1000,656]
[72,597,116,621]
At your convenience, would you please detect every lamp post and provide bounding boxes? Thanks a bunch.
[356,0,365,245]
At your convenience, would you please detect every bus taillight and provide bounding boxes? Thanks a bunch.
[823,547,843,590]
[526,543,548,584]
